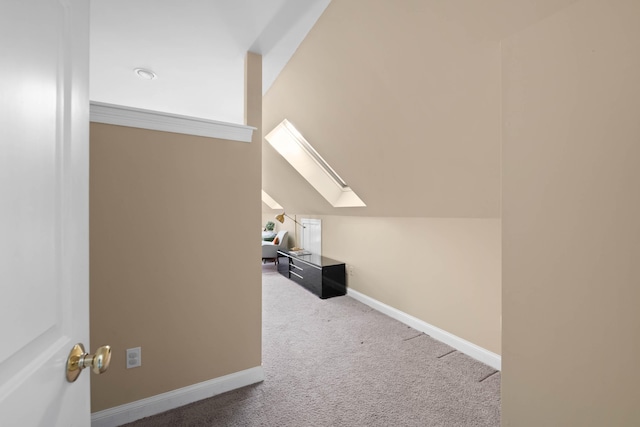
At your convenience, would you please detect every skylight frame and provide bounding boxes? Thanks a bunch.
[265,119,365,208]
[280,120,348,189]
[261,190,283,210]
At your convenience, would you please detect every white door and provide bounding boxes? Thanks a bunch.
[300,219,322,255]
[0,0,91,425]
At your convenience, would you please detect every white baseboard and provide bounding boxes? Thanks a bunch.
[347,289,501,371]
[91,366,264,427]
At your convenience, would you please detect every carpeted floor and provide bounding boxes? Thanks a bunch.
[124,264,500,426]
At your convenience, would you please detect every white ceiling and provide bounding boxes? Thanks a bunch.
[90,0,330,124]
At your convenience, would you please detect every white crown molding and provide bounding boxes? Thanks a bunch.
[90,102,256,142]
[347,289,501,371]
[91,366,264,427]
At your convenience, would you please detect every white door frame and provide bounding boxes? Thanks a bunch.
[300,218,322,255]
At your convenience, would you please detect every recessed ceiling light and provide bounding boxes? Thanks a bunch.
[133,68,157,80]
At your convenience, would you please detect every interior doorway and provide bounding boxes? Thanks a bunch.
[299,218,321,255]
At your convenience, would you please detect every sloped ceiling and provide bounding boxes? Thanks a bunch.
[415,0,580,41]
[262,0,579,217]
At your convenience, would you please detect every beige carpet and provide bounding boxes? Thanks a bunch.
[124,265,500,426]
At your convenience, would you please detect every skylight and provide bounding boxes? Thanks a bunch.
[261,190,283,210]
[265,120,365,208]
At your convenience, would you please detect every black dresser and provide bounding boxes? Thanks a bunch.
[277,250,346,299]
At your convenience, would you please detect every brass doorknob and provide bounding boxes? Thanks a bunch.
[66,343,111,382]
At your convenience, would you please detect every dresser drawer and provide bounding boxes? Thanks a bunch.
[276,250,346,299]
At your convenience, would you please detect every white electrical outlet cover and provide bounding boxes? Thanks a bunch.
[126,347,141,369]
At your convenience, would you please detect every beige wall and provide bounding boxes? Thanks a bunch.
[262,0,503,356]
[265,208,501,353]
[318,215,501,354]
[502,0,640,425]
[90,54,263,412]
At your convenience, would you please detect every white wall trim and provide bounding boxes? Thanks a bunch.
[90,102,256,142]
[91,366,264,427]
[347,289,501,371]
